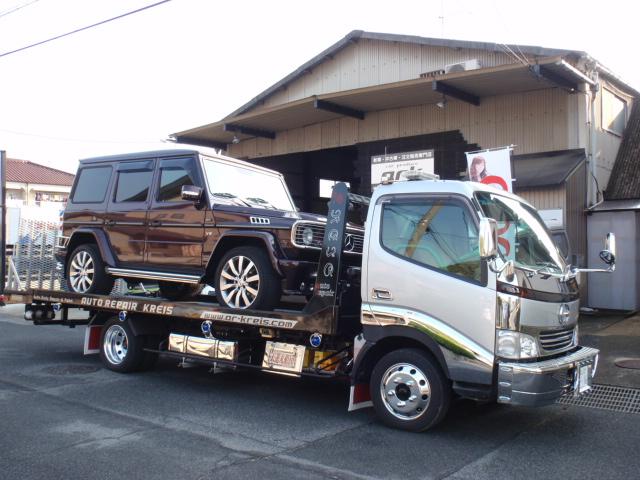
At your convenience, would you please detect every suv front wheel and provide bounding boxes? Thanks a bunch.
[66,244,114,295]
[214,246,281,310]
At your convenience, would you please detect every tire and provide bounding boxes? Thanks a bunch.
[214,246,281,310]
[158,281,204,301]
[370,348,451,432]
[66,244,114,295]
[99,316,156,373]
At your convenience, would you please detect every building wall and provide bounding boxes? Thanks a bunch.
[230,88,573,160]
[257,39,529,111]
[592,78,636,194]
[587,210,639,310]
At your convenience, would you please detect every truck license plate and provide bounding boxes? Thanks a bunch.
[578,364,591,393]
[574,364,592,394]
[262,342,305,375]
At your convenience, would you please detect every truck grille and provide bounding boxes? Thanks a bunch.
[539,328,575,352]
[292,222,364,254]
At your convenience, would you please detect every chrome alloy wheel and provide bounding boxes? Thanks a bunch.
[380,362,431,420]
[69,250,95,293]
[219,255,260,309]
[103,324,128,365]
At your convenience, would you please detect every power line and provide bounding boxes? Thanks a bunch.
[0,0,172,59]
[0,127,162,145]
[0,0,40,20]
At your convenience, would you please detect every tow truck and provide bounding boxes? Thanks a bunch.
[0,174,614,431]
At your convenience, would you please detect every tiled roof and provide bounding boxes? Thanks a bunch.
[6,159,75,187]
[606,100,640,200]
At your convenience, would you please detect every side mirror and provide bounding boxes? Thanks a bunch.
[600,232,616,266]
[181,185,203,203]
[479,218,498,259]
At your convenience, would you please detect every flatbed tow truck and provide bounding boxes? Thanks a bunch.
[1,177,612,431]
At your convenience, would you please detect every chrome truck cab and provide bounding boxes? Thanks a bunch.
[351,176,614,431]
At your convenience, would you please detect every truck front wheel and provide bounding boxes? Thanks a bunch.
[370,348,451,432]
[99,317,157,373]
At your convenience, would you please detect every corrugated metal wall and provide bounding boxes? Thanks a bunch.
[229,88,571,159]
[261,39,525,109]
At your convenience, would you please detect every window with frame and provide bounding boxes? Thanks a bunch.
[381,198,481,281]
[114,166,153,203]
[602,88,627,136]
[71,166,112,203]
[158,158,198,202]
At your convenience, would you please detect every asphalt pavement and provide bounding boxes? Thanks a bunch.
[1,307,639,480]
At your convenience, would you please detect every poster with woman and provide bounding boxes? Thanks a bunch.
[466,147,515,259]
[465,147,513,193]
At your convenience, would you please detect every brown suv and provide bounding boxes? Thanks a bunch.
[57,148,364,310]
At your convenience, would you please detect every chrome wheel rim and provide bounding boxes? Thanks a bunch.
[219,255,260,309]
[103,324,128,365]
[69,250,95,293]
[380,362,431,420]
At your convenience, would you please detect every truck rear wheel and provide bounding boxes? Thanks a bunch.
[370,348,451,432]
[99,317,157,373]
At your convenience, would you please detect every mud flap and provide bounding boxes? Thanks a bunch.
[83,325,101,355]
[348,383,372,411]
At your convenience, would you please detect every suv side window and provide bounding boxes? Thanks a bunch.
[114,161,154,203]
[71,166,112,203]
[380,197,481,282]
[157,157,199,202]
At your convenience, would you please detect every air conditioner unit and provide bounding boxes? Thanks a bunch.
[444,59,482,74]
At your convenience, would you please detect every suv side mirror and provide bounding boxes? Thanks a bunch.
[181,185,203,203]
[600,232,616,266]
[479,218,498,259]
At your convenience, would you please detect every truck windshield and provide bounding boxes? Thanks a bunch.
[475,191,566,274]
[202,158,296,211]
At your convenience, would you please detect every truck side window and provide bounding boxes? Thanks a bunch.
[157,158,198,202]
[381,199,481,281]
[71,166,112,203]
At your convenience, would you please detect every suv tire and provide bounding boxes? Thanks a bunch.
[370,348,451,432]
[66,244,114,295]
[214,246,281,310]
[158,282,204,301]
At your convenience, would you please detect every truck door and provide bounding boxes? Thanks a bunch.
[364,194,496,354]
[145,156,206,270]
[104,159,155,266]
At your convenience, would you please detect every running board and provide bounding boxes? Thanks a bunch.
[105,268,201,284]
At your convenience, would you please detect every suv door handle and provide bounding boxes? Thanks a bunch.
[372,288,393,300]
[149,220,161,227]
[104,220,115,226]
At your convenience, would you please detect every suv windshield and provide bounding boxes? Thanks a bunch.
[202,157,295,211]
[476,191,566,274]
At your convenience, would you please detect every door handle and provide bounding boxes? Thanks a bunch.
[372,288,393,300]
[149,220,161,227]
[104,220,115,226]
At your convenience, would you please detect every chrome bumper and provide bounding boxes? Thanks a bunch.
[497,346,599,407]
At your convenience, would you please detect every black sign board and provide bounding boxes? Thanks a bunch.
[304,182,349,314]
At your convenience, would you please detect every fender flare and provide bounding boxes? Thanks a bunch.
[351,325,451,385]
[67,228,117,268]
[204,230,284,279]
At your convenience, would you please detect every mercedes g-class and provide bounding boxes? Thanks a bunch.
[57,148,364,309]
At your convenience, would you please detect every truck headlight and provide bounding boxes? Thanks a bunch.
[497,330,539,359]
[302,227,314,246]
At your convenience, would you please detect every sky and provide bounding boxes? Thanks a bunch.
[1,0,639,173]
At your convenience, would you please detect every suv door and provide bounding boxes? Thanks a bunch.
[365,193,496,354]
[146,156,206,271]
[104,159,154,266]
